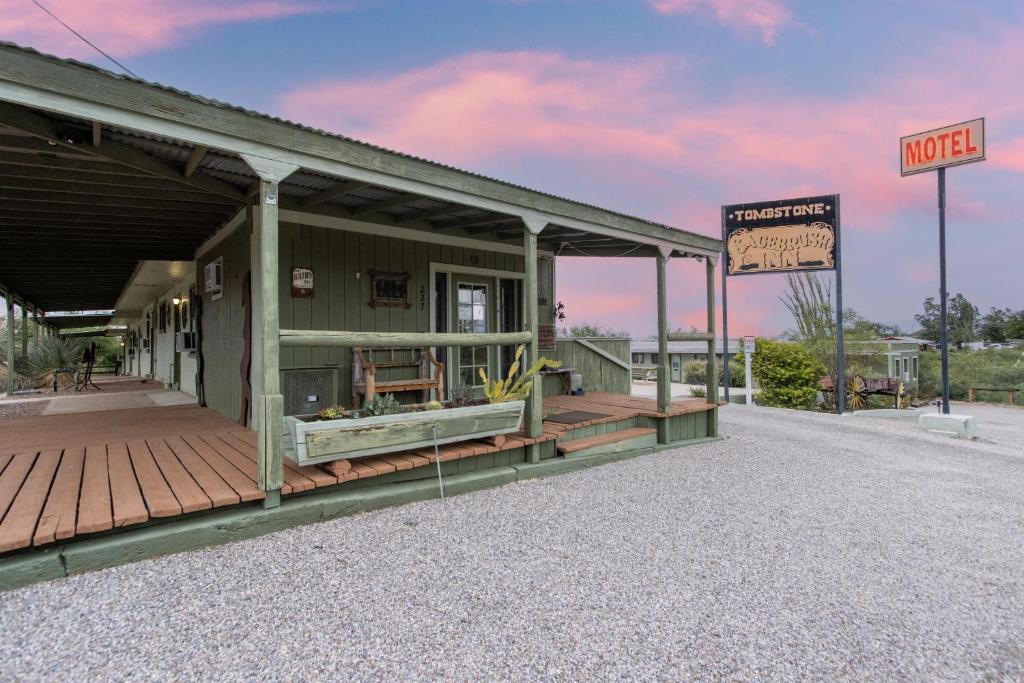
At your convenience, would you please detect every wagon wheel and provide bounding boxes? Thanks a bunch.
[846,374,868,411]
[895,381,906,410]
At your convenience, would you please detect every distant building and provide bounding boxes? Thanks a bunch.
[630,339,740,382]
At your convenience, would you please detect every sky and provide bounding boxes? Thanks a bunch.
[2,0,1022,338]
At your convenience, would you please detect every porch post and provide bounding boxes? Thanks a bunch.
[705,256,719,437]
[5,293,14,396]
[242,154,299,509]
[523,216,547,463]
[20,302,28,358]
[656,249,671,444]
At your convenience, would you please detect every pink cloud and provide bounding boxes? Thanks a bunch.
[0,0,329,58]
[990,136,1024,172]
[649,0,794,45]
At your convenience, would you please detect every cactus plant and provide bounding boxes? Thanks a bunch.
[363,393,404,417]
[424,400,444,411]
[478,344,561,403]
[316,405,345,420]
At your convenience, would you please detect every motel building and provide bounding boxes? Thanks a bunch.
[0,42,724,585]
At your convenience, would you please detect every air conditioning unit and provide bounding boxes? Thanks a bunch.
[282,368,337,417]
[204,257,223,299]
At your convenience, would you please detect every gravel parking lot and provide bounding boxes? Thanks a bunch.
[1,403,1022,680]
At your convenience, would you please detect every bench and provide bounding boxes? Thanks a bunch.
[631,365,657,381]
[352,347,444,408]
[967,387,1017,405]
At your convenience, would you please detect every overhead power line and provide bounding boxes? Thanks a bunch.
[29,0,141,79]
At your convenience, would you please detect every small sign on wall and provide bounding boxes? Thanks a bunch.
[291,267,314,298]
[539,323,557,351]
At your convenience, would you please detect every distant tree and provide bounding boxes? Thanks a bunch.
[559,323,629,338]
[979,307,1011,343]
[780,273,836,378]
[843,308,904,341]
[1006,310,1024,340]
[915,293,979,349]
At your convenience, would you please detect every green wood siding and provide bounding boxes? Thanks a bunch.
[198,219,546,420]
[543,337,631,396]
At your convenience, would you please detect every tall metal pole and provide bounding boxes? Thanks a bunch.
[834,195,845,415]
[720,207,729,402]
[938,167,950,414]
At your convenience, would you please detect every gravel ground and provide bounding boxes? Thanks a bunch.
[1,404,1022,681]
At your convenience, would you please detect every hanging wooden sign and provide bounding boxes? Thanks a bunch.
[539,323,557,351]
[291,266,314,298]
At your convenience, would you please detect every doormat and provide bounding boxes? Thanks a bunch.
[546,410,610,424]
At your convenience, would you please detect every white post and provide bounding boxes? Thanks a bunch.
[744,336,754,405]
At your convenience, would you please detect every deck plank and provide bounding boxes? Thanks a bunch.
[200,433,309,494]
[180,435,263,502]
[0,450,61,553]
[77,444,113,535]
[218,431,336,488]
[146,439,212,514]
[163,437,240,507]
[0,452,37,522]
[33,447,86,545]
[108,443,148,527]
[127,440,181,518]
[0,454,13,477]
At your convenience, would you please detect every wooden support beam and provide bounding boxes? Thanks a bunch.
[0,191,236,216]
[434,215,514,232]
[279,330,532,348]
[300,180,370,209]
[0,102,246,201]
[523,225,542,451]
[5,294,14,397]
[706,257,718,413]
[0,177,238,206]
[656,253,671,422]
[91,121,101,147]
[20,304,27,358]
[183,145,208,178]
[348,192,419,217]
[0,163,201,188]
[395,204,464,224]
[257,179,284,502]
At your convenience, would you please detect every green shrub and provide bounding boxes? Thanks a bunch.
[689,386,706,398]
[682,360,706,384]
[919,349,1024,403]
[750,338,825,409]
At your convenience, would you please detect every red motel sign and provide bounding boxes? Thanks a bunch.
[900,118,985,176]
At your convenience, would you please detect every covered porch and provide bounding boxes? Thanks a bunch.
[0,42,724,579]
[0,392,716,559]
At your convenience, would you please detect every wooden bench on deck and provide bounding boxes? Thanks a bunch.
[352,347,445,408]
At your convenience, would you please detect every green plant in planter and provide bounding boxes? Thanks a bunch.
[689,386,706,399]
[449,384,476,408]
[363,393,403,417]
[425,400,444,411]
[479,344,561,403]
[317,405,345,420]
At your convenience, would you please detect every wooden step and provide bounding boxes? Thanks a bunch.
[557,427,656,457]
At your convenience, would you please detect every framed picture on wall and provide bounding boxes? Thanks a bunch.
[368,270,412,309]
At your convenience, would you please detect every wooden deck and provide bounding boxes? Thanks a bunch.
[0,393,714,555]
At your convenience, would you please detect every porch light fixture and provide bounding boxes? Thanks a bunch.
[172,297,181,306]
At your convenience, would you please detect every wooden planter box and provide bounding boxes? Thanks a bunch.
[284,400,525,466]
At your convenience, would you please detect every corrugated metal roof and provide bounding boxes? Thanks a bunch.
[0,41,713,244]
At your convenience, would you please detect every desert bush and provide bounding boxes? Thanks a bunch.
[918,349,1024,403]
[682,360,706,384]
[750,338,825,409]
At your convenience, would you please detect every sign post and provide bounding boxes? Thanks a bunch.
[900,118,985,415]
[722,194,843,412]
[743,335,755,405]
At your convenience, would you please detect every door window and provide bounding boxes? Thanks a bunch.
[457,283,488,386]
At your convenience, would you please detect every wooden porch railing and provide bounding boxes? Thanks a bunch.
[279,330,532,348]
